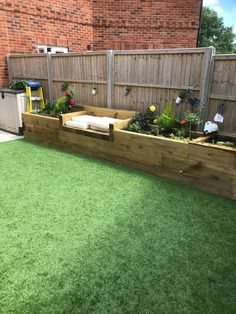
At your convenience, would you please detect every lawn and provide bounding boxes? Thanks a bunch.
[0,139,235,314]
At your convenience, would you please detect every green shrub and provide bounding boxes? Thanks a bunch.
[54,96,67,114]
[53,83,76,115]
[124,106,158,134]
[35,83,75,117]
[9,80,27,90]
[154,102,175,132]
[215,141,234,147]
[44,101,53,114]
[184,111,202,125]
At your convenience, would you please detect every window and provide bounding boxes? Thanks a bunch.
[36,45,69,54]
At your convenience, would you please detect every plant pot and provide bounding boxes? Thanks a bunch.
[175,96,182,105]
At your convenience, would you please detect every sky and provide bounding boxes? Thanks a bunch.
[203,0,236,37]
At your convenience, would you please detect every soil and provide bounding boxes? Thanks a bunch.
[206,134,236,148]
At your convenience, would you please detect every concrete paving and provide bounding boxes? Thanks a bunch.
[0,130,23,143]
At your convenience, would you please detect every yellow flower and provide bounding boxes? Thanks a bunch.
[149,105,156,112]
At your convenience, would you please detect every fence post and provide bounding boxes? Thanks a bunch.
[46,53,53,104]
[200,46,216,106]
[107,50,114,108]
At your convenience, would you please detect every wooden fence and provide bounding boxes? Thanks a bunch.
[205,55,236,134]
[7,47,236,134]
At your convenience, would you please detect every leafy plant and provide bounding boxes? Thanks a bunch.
[214,141,234,147]
[154,102,175,132]
[169,133,189,142]
[62,82,70,91]
[125,116,144,133]
[61,84,75,112]
[34,83,76,117]
[178,89,188,99]
[10,80,27,90]
[175,128,188,138]
[146,128,159,136]
[124,113,149,133]
[123,106,158,134]
[54,96,67,114]
[44,101,53,115]
[184,111,202,125]
[52,83,75,115]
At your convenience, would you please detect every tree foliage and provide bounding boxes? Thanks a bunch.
[198,7,236,54]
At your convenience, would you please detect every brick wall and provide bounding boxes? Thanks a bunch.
[0,0,202,86]
[0,0,93,86]
[92,0,202,50]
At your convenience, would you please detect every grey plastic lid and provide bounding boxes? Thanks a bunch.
[0,88,25,94]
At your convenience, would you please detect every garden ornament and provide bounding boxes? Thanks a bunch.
[204,121,219,135]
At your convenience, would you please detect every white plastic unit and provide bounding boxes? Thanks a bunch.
[0,89,26,134]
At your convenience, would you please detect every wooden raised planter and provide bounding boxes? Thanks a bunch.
[23,112,60,145]
[22,107,236,200]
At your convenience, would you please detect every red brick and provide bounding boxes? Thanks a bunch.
[0,0,202,86]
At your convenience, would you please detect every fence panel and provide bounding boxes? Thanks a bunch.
[51,52,107,107]
[206,55,236,134]
[8,54,49,100]
[112,48,210,118]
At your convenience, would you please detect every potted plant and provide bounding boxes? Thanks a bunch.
[9,80,27,90]
[175,89,188,105]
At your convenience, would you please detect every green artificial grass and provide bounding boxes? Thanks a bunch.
[0,139,235,314]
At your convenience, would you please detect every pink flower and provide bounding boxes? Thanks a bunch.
[69,99,75,105]
[65,90,69,97]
